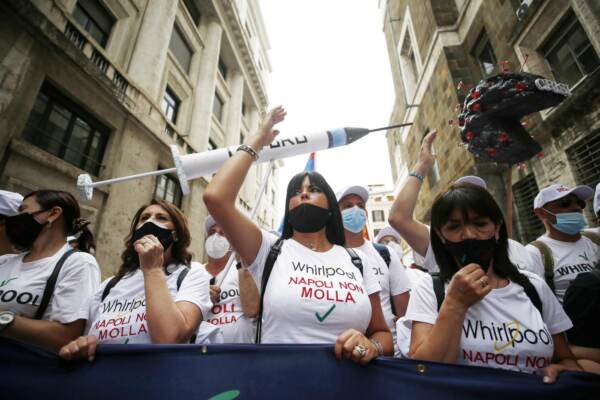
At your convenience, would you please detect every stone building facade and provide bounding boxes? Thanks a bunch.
[0,0,281,276]
[381,0,600,243]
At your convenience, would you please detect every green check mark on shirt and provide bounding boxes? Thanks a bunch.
[315,304,336,322]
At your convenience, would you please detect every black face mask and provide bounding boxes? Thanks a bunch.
[287,203,332,233]
[444,237,497,271]
[5,210,48,250]
[132,221,175,250]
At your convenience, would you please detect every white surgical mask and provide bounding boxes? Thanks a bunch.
[205,233,230,259]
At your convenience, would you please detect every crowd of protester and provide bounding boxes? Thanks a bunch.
[0,108,599,383]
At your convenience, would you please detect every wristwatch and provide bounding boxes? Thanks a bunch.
[0,311,16,332]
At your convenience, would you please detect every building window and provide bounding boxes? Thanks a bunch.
[239,132,244,145]
[399,31,419,101]
[182,0,201,26]
[218,58,228,80]
[161,87,180,124]
[72,0,115,47]
[271,189,275,205]
[567,132,600,223]
[154,174,182,208]
[372,210,385,222]
[208,139,217,150]
[22,83,109,176]
[213,92,224,122]
[542,11,600,87]
[169,25,193,73]
[513,174,544,243]
[472,29,497,77]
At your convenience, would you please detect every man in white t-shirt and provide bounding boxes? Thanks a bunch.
[526,184,599,303]
[336,185,411,339]
[0,190,23,256]
[201,216,259,343]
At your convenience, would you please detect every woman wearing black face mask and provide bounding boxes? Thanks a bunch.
[203,107,392,364]
[0,190,100,352]
[389,131,582,383]
[59,200,212,361]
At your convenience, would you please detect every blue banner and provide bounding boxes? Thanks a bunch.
[0,338,598,399]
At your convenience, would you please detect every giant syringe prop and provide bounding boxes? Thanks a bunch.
[77,123,412,200]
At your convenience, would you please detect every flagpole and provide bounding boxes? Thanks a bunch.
[215,160,276,286]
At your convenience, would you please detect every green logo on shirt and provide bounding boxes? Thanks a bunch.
[315,304,336,323]
[578,252,590,262]
[0,277,17,288]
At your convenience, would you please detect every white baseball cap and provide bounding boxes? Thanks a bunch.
[336,185,369,203]
[533,184,594,209]
[204,215,217,234]
[455,175,487,189]
[0,190,23,217]
[374,226,401,243]
[593,182,600,216]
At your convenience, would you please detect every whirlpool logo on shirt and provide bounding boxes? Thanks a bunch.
[463,319,552,351]
[0,277,42,306]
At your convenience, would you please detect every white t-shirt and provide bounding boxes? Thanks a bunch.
[0,245,100,323]
[355,242,410,334]
[421,239,534,274]
[203,264,256,343]
[86,262,212,344]
[526,235,600,303]
[249,230,381,344]
[404,271,572,373]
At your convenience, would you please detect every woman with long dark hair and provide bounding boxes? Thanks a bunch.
[0,190,100,351]
[390,132,581,383]
[59,200,211,361]
[203,107,392,363]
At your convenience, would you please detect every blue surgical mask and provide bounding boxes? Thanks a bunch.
[342,206,367,233]
[543,209,587,235]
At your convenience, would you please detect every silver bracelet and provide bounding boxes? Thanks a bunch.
[370,338,384,356]
[236,144,259,161]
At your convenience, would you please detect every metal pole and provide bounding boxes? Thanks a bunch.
[215,161,276,286]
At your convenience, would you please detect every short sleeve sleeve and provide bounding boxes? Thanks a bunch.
[354,248,382,296]
[388,248,412,295]
[404,274,438,326]
[176,263,213,319]
[248,230,279,291]
[420,243,440,273]
[46,252,101,323]
[524,245,545,277]
[525,271,573,335]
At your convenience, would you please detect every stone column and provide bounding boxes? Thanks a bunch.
[225,70,244,147]
[247,106,260,134]
[127,0,178,100]
[188,19,222,150]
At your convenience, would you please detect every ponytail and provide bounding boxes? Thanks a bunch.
[72,218,95,253]
[24,190,96,254]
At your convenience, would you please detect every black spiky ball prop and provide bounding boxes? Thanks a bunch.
[458,72,570,164]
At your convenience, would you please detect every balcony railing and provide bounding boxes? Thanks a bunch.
[60,14,196,157]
